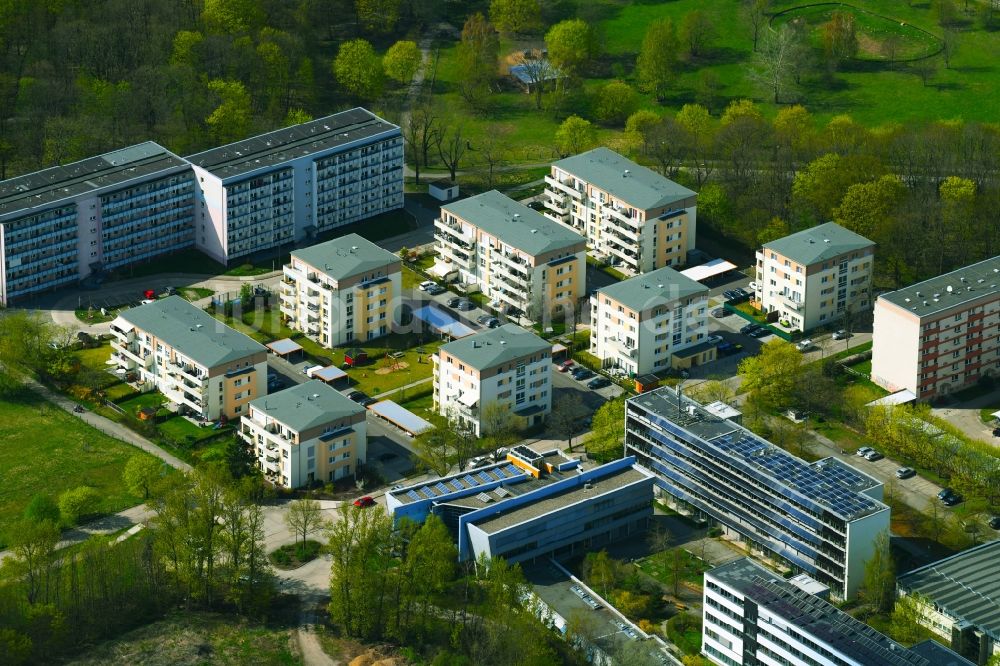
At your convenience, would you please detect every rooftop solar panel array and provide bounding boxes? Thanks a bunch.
[389,462,529,504]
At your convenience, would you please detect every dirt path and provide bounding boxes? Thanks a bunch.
[296,592,337,666]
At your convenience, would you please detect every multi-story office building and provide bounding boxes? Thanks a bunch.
[387,452,653,564]
[544,147,697,274]
[187,108,403,263]
[871,256,1000,400]
[433,190,586,320]
[434,324,551,435]
[240,379,367,488]
[897,539,1000,665]
[754,222,875,332]
[0,142,194,305]
[590,266,712,376]
[280,233,401,347]
[702,558,973,666]
[110,296,267,420]
[625,387,889,599]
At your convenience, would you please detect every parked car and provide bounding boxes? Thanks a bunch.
[993,427,1000,437]
[989,515,1000,530]
[748,327,769,338]
[346,390,370,403]
[588,377,611,389]
[486,317,501,328]
[864,450,883,461]
[427,284,446,295]
[739,323,760,335]
[469,456,487,468]
[856,446,874,457]
[527,200,545,211]
[572,369,595,381]
[456,300,475,311]
[717,342,743,355]
[937,487,955,501]
[723,290,738,301]
[558,360,574,372]
[711,308,728,318]
[706,334,723,345]
[748,281,760,291]
[832,329,852,340]
[353,496,375,508]
[895,467,916,479]
[942,493,963,506]
[418,281,436,291]
[446,296,461,307]
[795,339,814,352]
[477,314,493,324]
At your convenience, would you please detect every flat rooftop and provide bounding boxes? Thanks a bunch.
[629,388,884,521]
[897,539,1000,642]
[469,466,650,534]
[596,266,707,313]
[388,461,531,506]
[248,380,363,433]
[878,255,1000,319]
[709,558,949,666]
[439,323,549,372]
[0,142,188,219]
[763,221,874,266]
[291,233,399,283]
[185,108,398,181]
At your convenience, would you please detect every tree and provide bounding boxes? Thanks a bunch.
[582,550,619,598]
[123,455,163,500]
[333,39,384,101]
[751,24,798,104]
[636,19,679,100]
[457,13,500,111]
[742,0,771,52]
[202,0,265,34]
[687,379,736,405]
[23,494,60,525]
[589,398,626,461]
[476,123,512,190]
[738,339,806,413]
[647,522,673,553]
[891,593,928,645]
[511,51,554,110]
[863,531,896,613]
[554,115,595,156]
[221,478,273,614]
[793,153,884,224]
[285,499,325,546]
[550,394,584,451]
[834,175,906,241]
[624,109,661,157]
[383,40,421,85]
[8,519,59,605]
[402,104,439,185]
[822,11,858,74]
[911,57,938,87]
[58,486,100,524]
[205,80,252,145]
[942,28,959,69]
[356,0,402,34]
[435,121,467,181]
[481,401,519,451]
[593,80,637,126]
[680,10,716,59]
[935,0,959,27]
[412,428,453,476]
[490,0,541,36]
[545,19,594,79]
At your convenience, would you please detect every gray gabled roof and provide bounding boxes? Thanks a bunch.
[118,296,265,368]
[897,539,1000,642]
[439,324,549,371]
[552,147,696,211]
[248,380,364,433]
[291,233,399,282]
[878,255,1000,319]
[596,266,708,312]
[763,221,874,266]
[442,190,584,257]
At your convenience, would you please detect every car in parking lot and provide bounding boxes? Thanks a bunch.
[558,359,574,372]
[895,467,916,479]
[748,327,769,338]
[353,496,375,508]
[832,329,852,340]
[706,334,723,345]
[723,290,739,301]
[588,377,611,390]
[739,323,761,335]
[527,200,545,211]
[864,450,883,461]
[993,426,1000,437]
[446,296,461,307]
[717,341,743,355]
[711,308,728,318]
[572,368,595,381]
[486,317,500,328]
[856,446,874,457]
[455,300,475,311]
[477,314,493,324]
[937,488,962,505]
[418,281,436,291]
[795,339,814,352]
[748,281,760,291]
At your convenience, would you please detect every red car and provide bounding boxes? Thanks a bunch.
[353,496,375,508]
[558,359,574,372]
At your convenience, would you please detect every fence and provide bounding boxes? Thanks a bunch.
[723,302,796,342]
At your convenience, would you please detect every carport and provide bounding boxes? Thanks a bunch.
[266,338,303,360]
[671,341,718,370]
[307,365,348,386]
[369,400,435,437]
[412,304,476,339]
[680,258,737,283]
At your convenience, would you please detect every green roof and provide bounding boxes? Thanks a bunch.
[553,147,696,210]
[596,266,707,312]
[442,190,584,257]
[439,324,549,371]
[248,380,364,433]
[763,222,874,266]
[291,233,398,282]
[119,296,266,368]
[878,255,1000,318]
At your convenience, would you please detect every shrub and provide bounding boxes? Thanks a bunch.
[272,549,291,565]
[24,494,61,524]
[58,486,100,524]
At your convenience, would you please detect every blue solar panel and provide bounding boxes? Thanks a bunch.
[463,475,477,487]
[451,479,465,491]
[505,464,521,476]
[477,471,493,483]
[419,486,436,497]
[435,482,449,494]
[493,467,507,479]
[406,490,421,501]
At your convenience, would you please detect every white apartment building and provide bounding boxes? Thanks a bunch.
[432,190,586,320]
[0,142,194,305]
[280,233,401,347]
[590,266,712,376]
[186,107,403,263]
[754,222,875,332]
[240,380,367,488]
[702,558,972,666]
[544,147,697,274]
[434,324,551,436]
[872,256,1000,401]
[110,296,267,420]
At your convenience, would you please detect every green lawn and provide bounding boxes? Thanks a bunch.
[75,307,118,324]
[342,337,442,397]
[637,548,711,588]
[117,392,167,415]
[178,287,214,301]
[158,415,218,444]
[0,385,157,546]
[980,407,998,425]
[402,265,426,290]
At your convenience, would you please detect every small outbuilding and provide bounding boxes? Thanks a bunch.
[344,348,369,367]
[428,178,459,202]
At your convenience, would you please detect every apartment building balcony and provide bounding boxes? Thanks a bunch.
[603,205,642,230]
[605,336,639,359]
[168,360,204,386]
[111,339,145,366]
[603,222,640,246]
[433,231,475,252]
[545,175,584,200]
[433,217,475,244]
[604,241,640,272]
[776,293,804,312]
[491,270,530,296]
[493,250,529,272]
[438,245,475,271]
[492,287,527,311]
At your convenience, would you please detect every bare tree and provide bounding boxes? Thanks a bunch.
[742,0,771,52]
[284,498,325,546]
[476,123,512,190]
[403,105,439,185]
[435,121,467,181]
[550,394,584,451]
[750,24,798,104]
[942,28,959,69]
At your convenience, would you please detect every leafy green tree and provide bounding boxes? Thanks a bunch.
[792,153,883,224]
[822,11,858,73]
[284,498,325,546]
[221,478,273,614]
[582,549,619,598]
[480,400,519,452]
[356,0,402,34]
[593,80,637,126]
[284,108,312,125]
[756,216,790,245]
[738,339,805,413]
[23,494,60,525]
[680,9,716,59]
[636,18,679,100]
[205,79,252,144]
[489,0,541,35]
[743,0,771,52]
[8,518,59,605]
[545,19,594,79]
[457,13,500,111]
[123,455,163,500]
[412,427,454,476]
[863,531,896,612]
[202,0,264,34]
[588,397,626,461]
[333,39,384,101]
[624,109,660,156]
[549,393,584,451]
[170,30,203,67]
[383,40,421,84]
[58,486,100,524]
[834,175,906,241]
[554,115,595,156]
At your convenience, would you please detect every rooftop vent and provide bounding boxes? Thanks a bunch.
[531,229,537,234]
[499,340,506,345]
[823,239,831,243]
[584,482,594,490]
[947,285,953,293]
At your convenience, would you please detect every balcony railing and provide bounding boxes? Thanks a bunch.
[545,175,583,200]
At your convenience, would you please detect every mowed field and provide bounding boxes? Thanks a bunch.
[0,386,154,543]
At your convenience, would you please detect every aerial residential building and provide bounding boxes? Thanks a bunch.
[110,296,267,420]
[0,142,194,305]
[702,558,973,666]
[754,222,875,332]
[625,387,889,600]
[871,256,1000,401]
[432,190,586,320]
[590,266,712,376]
[387,452,653,563]
[543,147,697,274]
[433,324,551,435]
[897,539,1000,665]
[186,107,403,263]
[240,379,367,488]
[280,233,401,346]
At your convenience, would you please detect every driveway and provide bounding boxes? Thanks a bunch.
[931,387,1000,446]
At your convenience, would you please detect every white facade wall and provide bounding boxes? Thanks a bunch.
[871,300,923,395]
[843,507,890,601]
[191,164,229,264]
